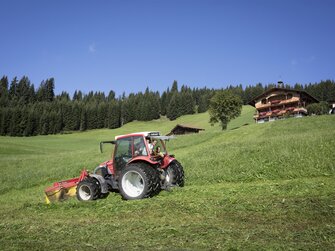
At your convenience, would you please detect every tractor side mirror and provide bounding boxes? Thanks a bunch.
[100,141,116,153]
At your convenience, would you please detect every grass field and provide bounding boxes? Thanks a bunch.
[0,106,334,250]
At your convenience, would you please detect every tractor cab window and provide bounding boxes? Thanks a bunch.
[114,137,132,171]
[133,136,148,157]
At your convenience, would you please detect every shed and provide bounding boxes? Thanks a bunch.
[166,124,205,136]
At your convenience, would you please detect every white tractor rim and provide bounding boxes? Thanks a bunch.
[78,185,91,200]
[166,169,173,184]
[122,170,145,198]
[166,172,171,183]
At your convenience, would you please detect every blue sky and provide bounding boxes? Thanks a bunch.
[1,0,334,96]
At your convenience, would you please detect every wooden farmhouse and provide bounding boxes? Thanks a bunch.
[167,124,205,136]
[248,87,318,123]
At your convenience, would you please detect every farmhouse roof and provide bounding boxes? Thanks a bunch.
[248,87,319,107]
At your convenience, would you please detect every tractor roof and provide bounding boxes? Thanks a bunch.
[115,132,175,141]
[115,131,160,140]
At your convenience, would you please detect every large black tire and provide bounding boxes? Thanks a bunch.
[99,192,109,199]
[119,163,160,200]
[165,160,185,188]
[76,177,100,201]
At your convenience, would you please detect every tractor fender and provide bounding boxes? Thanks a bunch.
[128,156,158,166]
[98,160,114,175]
[161,156,176,169]
[89,174,109,194]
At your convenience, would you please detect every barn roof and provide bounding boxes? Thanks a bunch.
[166,124,205,136]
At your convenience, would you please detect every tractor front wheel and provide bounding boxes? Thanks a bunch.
[165,160,185,188]
[76,177,100,201]
[119,163,160,200]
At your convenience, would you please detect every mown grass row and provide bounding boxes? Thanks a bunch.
[0,176,333,250]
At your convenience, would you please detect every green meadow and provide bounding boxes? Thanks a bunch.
[0,106,334,250]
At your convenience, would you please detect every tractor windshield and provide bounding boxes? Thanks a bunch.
[147,138,168,157]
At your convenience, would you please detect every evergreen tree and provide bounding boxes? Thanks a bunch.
[0,76,9,106]
[197,95,208,113]
[0,108,3,135]
[61,101,74,131]
[24,108,38,136]
[39,112,49,135]
[9,77,18,102]
[107,100,121,129]
[86,104,99,129]
[179,85,195,115]
[1,108,11,135]
[108,90,116,101]
[9,107,22,136]
[37,78,55,102]
[294,83,304,90]
[57,91,70,101]
[29,84,36,103]
[121,94,135,124]
[167,93,181,120]
[45,78,55,102]
[97,102,107,128]
[17,76,33,105]
[36,81,46,102]
[72,102,81,130]
[73,90,83,101]
[134,88,161,121]
[18,106,28,135]
[80,108,88,131]
[171,80,178,93]
[0,108,8,135]
[160,91,168,116]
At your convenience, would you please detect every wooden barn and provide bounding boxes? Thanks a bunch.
[167,124,205,136]
[248,84,318,123]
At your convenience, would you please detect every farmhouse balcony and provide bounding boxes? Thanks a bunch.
[253,106,307,119]
[255,97,300,109]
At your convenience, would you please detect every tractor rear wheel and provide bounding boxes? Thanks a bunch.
[76,177,100,201]
[119,163,160,200]
[165,160,184,188]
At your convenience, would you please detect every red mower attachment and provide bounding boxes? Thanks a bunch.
[44,169,88,204]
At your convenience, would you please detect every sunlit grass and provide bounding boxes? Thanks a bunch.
[0,107,334,250]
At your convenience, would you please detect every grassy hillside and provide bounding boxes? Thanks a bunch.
[0,106,334,250]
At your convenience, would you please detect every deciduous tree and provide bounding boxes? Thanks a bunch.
[209,90,242,130]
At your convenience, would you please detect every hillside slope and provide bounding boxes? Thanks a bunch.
[0,107,334,250]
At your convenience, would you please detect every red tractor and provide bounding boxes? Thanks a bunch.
[45,132,184,202]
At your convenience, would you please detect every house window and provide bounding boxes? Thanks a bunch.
[287,93,293,99]
[261,98,267,104]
